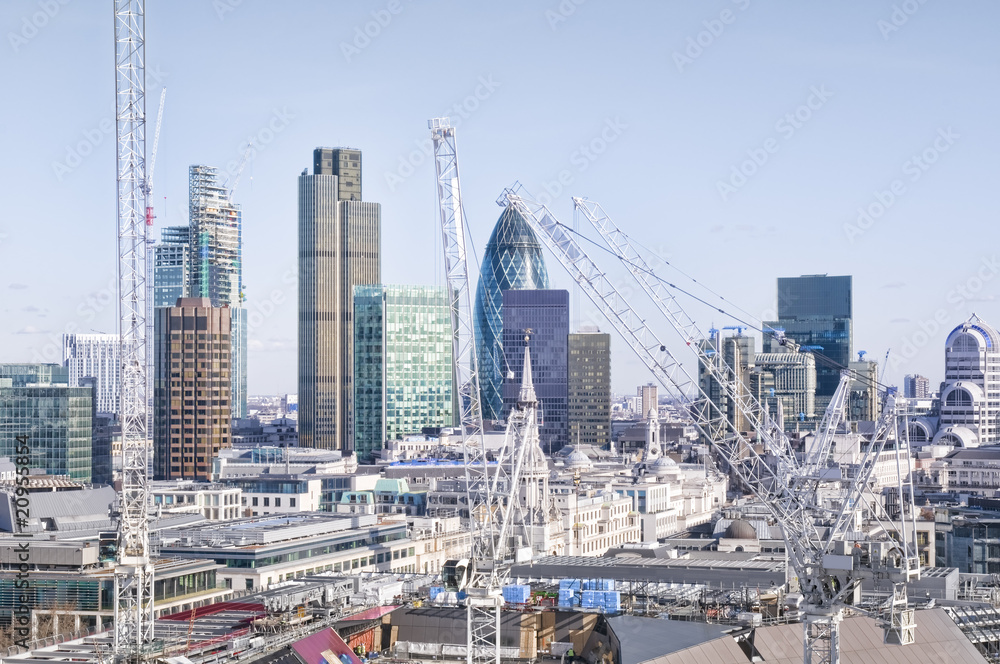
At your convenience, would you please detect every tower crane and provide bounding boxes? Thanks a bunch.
[143,86,166,227]
[498,187,919,664]
[114,1,153,661]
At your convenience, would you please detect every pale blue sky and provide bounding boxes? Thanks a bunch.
[1,1,997,395]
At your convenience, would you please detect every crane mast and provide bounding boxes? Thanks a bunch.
[114,0,153,661]
[500,187,919,664]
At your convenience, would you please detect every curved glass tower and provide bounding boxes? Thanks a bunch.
[474,204,549,420]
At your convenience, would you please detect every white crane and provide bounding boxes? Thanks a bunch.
[499,187,919,664]
[113,0,154,661]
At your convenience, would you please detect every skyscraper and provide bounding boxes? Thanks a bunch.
[638,383,658,419]
[153,226,191,308]
[187,165,248,419]
[935,314,1000,447]
[904,374,931,399]
[764,274,853,410]
[153,298,232,480]
[568,330,611,448]
[298,148,381,450]
[0,364,92,481]
[353,285,453,460]
[501,289,568,452]
[474,204,550,421]
[62,333,121,414]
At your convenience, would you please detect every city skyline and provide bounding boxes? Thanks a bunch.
[2,2,998,396]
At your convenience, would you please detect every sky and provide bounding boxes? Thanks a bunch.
[1,0,998,396]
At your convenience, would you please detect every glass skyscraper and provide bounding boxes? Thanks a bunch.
[153,226,191,308]
[353,285,453,460]
[474,204,549,421]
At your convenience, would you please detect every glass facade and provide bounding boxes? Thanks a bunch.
[353,285,453,460]
[0,364,92,481]
[153,226,190,308]
[474,204,550,420]
[501,289,568,452]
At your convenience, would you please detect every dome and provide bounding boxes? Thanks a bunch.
[932,425,979,448]
[724,519,758,540]
[565,448,592,470]
[473,204,550,420]
[650,455,678,478]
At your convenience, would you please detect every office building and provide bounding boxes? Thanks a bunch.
[187,165,247,419]
[474,204,550,421]
[501,289,568,452]
[353,285,453,461]
[638,383,658,418]
[848,358,880,422]
[934,314,1000,447]
[699,330,755,434]
[153,226,191,308]
[91,411,118,486]
[62,333,120,414]
[0,364,92,482]
[298,148,381,450]
[904,374,931,400]
[764,275,853,409]
[752,352,817,422]
[568,330,611,448]
[153,298,232,480]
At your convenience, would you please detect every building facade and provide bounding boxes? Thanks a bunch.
[187,165,248,419]
[904,374,931,400]
[502,289,569,452]
[752,352,816,421]
[0,364,92,481]
[934,314,1000,447]
[298,148,381,450]
[153,226,191,308]
[764,274,853,408]
[153,298,232,480]
[568,331,611,448]
[353,285,453,460]
[473,204,550,421]
[62,333,120,414]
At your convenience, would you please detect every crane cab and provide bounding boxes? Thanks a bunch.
[442,558,471,591]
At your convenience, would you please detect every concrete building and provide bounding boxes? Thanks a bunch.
[934,314,1000,447]
[298,147,381,451]
[905,374,931,400]
[638,383,658,419]
[61,333,120,414]
[473,204,550,421]
[502,289,569,452]
[153,298,232,480]
[0,364,92,482]
[150,481,242,520]
[353,285,453,460]
[230,475,323,516]
[699,330,754,434]
[568,330,611,448]
[752,351,816,421]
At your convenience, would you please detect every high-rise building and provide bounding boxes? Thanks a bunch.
[752,352,817,422]
[848,359,879,422]
[187,166,248,419]
[501,289,568,452]
[62,333,120,414]
[568,330,611,448]
[353,285,453,460]
[153,226,191,308]
[934,314,1000,447]
[904,374,931,399]
[298,148,381,450]
[0,364,92,481]
[638,383,658,419]
[153,298,232,480]
[699,331,755,433]
[764,275,853,410]
[474,204,550,421]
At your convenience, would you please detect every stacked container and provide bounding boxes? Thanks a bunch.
[502,584,532,604]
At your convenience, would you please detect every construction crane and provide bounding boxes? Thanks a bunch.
[225,140,254,202]
[143,86,166,227]
[113,1,153,662]
[499,187,919,664]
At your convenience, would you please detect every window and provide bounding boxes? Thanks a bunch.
[252,497,258,507]
[290,497,297,508]
[264,497,270,507]
[275,497,282,507]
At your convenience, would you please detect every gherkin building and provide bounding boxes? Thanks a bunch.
[474,204,550,420]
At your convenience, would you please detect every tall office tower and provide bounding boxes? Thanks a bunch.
[501,289,569,453]
[353,285,453,460]
[474,204,550,421]
[153,298,232,480]
[0,364,92,481]
[698,330,755,433]
[299,148,381,450]
[62,333,121,413]
[848,358,880,422]
[153,226,191,307]
[935,314,1000,447]
[904,374,931,399]
[763,274,853,410]
[752,352,817,421]
[638,383,658,418]
[187,166,248,419]
[568,329,611,448]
